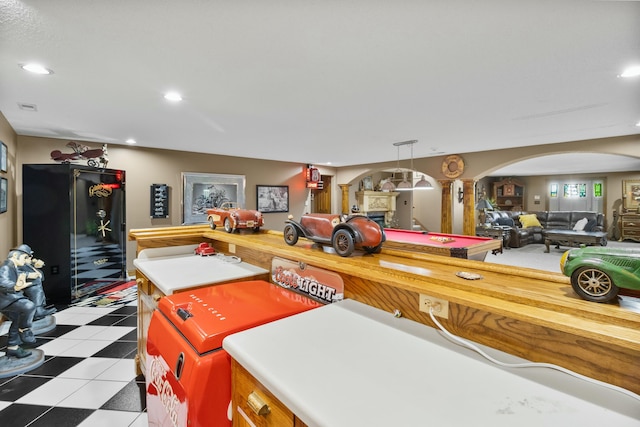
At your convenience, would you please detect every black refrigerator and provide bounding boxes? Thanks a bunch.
[23,164,126,304]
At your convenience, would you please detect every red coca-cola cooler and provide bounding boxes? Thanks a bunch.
[146,280,322,427]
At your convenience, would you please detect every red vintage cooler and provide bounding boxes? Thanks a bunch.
[146,280,321,427]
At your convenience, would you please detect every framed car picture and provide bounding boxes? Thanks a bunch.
[257,185,289,213]
[182,172,246,224]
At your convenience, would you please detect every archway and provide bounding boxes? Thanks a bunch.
[345,168,441,231]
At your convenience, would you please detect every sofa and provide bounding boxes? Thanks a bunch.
[484,210,605,248]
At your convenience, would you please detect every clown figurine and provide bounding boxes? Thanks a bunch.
[0,246,38,358]
[16,244,57,320]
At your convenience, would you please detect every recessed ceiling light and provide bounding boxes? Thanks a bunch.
[126,138,137,144]
[163,92,183,102]
[635,121,640,127]
[620,65,640,78]
[20,63,53,75]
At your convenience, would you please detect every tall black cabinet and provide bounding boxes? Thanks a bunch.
[23,164,126,304]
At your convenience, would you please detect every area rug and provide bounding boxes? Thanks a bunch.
[70,280,137,308]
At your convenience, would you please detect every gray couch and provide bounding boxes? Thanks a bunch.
[485,210,605,248]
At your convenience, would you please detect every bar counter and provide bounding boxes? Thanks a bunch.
[129,226,640,395]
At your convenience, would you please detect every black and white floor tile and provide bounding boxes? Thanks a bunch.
[0,301,147,427]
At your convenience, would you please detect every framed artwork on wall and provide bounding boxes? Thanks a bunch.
[0,142,7,173]
[256,185,289,213]
[622,179,640,211]
[362,176,373,191]
[0,177,7,213]
[182,172,246,224]
[150,183,169,219]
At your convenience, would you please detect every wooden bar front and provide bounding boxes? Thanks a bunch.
[129,226,640,395]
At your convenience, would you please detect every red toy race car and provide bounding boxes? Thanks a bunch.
[283,213,385,257]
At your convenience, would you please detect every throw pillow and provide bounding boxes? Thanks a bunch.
[519,214,542,228]
[584,219,597,232]
[573,217,588,231]
[495,217,515,227]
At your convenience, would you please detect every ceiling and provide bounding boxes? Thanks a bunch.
[1,1,639,175]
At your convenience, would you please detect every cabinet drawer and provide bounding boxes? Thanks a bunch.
[136,274,151,294]
[622,220,640,229]
[622,228,640,236]
[232,359,294,427]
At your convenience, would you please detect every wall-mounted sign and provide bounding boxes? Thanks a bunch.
[271,257,344,304]
[151,184,169,218]
[306,181,323,189]
[306,166,320,183]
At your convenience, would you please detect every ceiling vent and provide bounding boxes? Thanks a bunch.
[18,103,38,112]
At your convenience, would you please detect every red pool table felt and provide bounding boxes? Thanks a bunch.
[383,228,502,260]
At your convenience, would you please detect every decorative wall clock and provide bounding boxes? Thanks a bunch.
[441,155,465,178]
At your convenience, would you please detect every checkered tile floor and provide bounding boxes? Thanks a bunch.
[0,300,147,427]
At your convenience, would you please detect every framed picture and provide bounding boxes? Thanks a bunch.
[257,185,289,213]
[182,172,246,224]
[0,142,7,173]
[362,176,373,191]
[0,177,7,213]
[622,180,640,211]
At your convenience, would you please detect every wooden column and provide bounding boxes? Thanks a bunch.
[462,179,476,236]
[438,180,452,233]
[339,184,350,214]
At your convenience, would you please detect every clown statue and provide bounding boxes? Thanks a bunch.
[17,245,57,320]
[0,246,38,358]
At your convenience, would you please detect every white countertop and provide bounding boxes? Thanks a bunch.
[133,245,268,294]
[223,299,640,427]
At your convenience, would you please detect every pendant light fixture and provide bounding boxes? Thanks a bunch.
[396,171,413,191]
[414,174,433,190]
[381,144,400,191]
[394,140,415,191]
[380,178,397,192]
[392,140,433,191]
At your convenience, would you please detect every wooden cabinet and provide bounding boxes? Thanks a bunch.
[135,272,163,376]
[232,359,308,427]
[492,178,524,211]
[620,211,640,242]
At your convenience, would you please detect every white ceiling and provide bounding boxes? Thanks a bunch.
[0,0,639,174]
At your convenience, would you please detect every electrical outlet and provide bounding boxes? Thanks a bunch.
[419,294,449,319]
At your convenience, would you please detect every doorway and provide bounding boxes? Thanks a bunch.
[311,175,332,213]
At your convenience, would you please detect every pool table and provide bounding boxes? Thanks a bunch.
[383,228,502,261]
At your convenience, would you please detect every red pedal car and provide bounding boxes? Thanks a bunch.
[206,202,264,233]
[283,213,385,257]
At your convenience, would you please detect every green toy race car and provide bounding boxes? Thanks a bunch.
[560,246,640,302]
